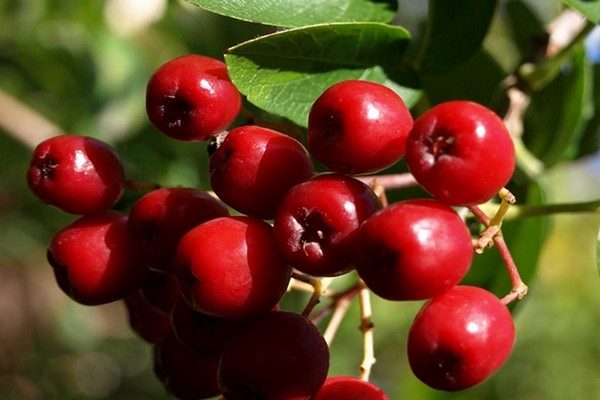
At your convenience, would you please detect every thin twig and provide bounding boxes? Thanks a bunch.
[358,279,375,381]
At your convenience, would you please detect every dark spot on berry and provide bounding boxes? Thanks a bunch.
[41,157,59,180]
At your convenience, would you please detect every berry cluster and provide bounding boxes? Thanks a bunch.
[27,53,519,398]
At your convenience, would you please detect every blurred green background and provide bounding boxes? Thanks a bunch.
[1,0,599,399]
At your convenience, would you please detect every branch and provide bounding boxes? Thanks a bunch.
[0,88,62,149]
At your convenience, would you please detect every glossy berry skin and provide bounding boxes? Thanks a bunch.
[218,311,329,400]
[312,376,389,400]
[273,173,382,277]
[174,216,291,319]
[355,199,473,301]
[154,332,221,400]
[146,54,241,141]
[308,80,413,175]
[128,187,229,272]
[47,211,145,306]
[407,285,515,391]
[405,101,515,206]
[209,125,314,220]
[27,134,125,215]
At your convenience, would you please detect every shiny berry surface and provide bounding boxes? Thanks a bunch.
[405,101,515,205]
[209,125,314,220]
[312,376,389,400]
[47,211,145,306]
[273,173,382,277]
[407,285,516,391]
[128,186,229,272]
[146,54,241,141]
[174,216,291,318]
[355,199,473,301]
[27,134,125,215]
[308,80,413,175]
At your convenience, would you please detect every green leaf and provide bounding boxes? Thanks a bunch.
[523,45,593,167]
[562,0,600,24]
[185,0,397,27]
[421,49,508,107]
[416,0,498,73]
[225,22,417,128]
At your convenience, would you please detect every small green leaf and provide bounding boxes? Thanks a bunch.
[562,0,600,24]
[185,0,397,27]
[416,0,498,73]
[225,22,417,127]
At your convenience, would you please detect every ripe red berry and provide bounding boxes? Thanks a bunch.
[128,186,229,272]
[273,173,382,277]
[124,291,172,344]
[209,125,314,220]
[407,285,515,391]
[312,376,389,400]
[355,199,473,301]
[154,332,221,399]
[27,134,125,215]
[170,295,249,358]
[145,54,242,141]
[218,311,329,399]
[138,270,180,315]
[47,211,145,306]
[174,216,291,318]
[307,80,413,175]
[405,101,515,205]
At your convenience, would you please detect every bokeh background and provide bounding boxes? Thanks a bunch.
[1,1,599,399]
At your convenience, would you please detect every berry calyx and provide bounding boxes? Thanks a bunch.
[308,80,413,175]
[145,54,242,141]
[355,199,473,301]
[407,285,516,391]
[27,134,125,215]
[405,101,515,206]
[273,173,382,277]
[209,125,314,220]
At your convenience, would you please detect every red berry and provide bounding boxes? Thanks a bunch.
[273,173,382,277]
[355,199,473,301]
[405,101,515,205]
[312,376,389,400]
[138,270,180,315]
[407,285,515,391]
[47,211,145,305]
[124,291,172,344]
[209,125,314,220]
[308,80,413,174]
[27,134,125,214]
[218,311,329,399]
[145,54,241,141]
[154,332,221,399]
[170,294,249,358]
[128,186,229,272]
[174,216,291,318]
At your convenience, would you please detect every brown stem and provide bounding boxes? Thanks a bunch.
[356,173,418,191]
[495,233,528,305]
